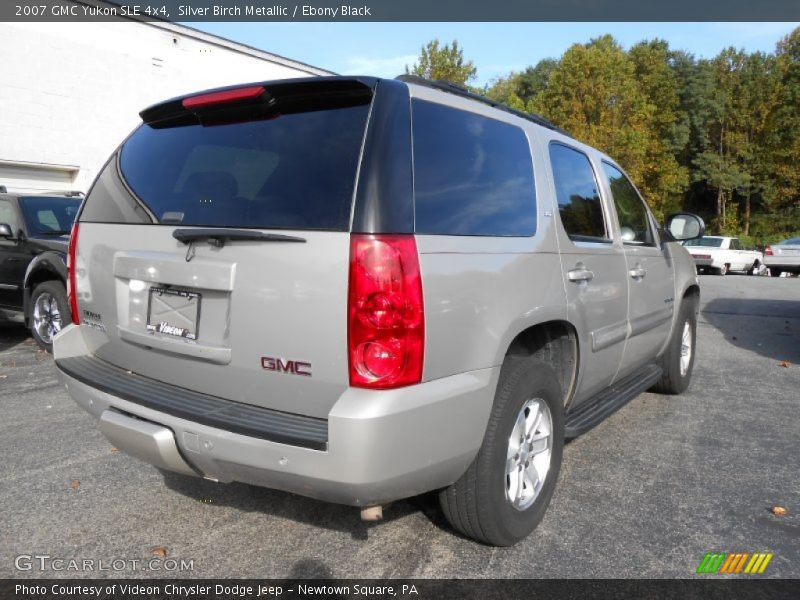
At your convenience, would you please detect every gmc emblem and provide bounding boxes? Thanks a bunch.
[261,356,312,377]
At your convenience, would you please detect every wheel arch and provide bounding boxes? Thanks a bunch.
[502,320,579,409]
[23,253,67,325]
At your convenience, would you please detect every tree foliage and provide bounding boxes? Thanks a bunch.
[473,29,800,242]
[406,39,477,86]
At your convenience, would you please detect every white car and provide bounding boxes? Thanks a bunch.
[764,237,800,277]
[683,236,763,276]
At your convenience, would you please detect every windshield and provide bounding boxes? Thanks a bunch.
[19,196,81,235]
[684,237,723,248]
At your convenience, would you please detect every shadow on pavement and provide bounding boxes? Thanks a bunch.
[702,297,800,363]
[0,319,29,352]
[160,470,445,542]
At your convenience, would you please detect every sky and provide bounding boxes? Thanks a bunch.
[191,22,799,86]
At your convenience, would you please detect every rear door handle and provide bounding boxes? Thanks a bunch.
[629,267,647,280]
[568,268,594,283]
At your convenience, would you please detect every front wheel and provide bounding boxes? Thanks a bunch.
[439,357,564,546]
[29,280,71,352]
[651,296,697,395]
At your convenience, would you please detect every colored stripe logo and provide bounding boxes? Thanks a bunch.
[697,552,773,574]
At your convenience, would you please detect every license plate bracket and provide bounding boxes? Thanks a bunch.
[146,286,201,340]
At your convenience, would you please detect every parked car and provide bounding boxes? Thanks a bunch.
[0,191,82,350]
[682,235,763,275]
[764,237,800,277]
[53,75,704,546]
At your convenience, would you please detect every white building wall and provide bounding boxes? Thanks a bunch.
[0,19,330,192]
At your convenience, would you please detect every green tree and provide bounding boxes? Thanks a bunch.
[768,28,800,235]
[485,59,558,113]
[405,39,477,86]
[737,51,779,235]
[692,48,752,233]
[628,39,689,218]
[530,36,653,210]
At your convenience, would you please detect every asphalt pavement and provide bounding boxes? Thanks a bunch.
[1,275,798,579]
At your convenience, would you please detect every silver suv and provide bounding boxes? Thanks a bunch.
[54,75,704,546]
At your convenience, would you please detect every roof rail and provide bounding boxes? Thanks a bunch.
[395,74,570,136]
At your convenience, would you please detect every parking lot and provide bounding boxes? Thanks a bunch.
[1,275,798,579]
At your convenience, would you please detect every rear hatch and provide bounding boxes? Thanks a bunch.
[73,78,375,419]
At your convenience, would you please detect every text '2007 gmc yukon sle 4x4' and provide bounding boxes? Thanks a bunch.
[54,76,706,546]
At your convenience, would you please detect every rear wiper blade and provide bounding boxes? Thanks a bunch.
[172,228,306,248]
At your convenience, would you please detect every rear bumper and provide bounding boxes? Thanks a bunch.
[689,255,714,268]
[764,256,800,272]
[54,324,497,506]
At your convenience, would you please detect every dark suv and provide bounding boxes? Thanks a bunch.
[0,191,82,350]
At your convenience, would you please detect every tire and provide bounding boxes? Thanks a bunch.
[770,268,782,278]
[747,262,757,276]
[439,357,564,546]
[717,264,728,276]
[651,296,697,395]
[28,280,71,352]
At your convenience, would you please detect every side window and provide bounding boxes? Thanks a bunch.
[549,143,607,241]
[0,200,20,235]
[602,162,654,245]
[411,100,536,236]
[731,238,741,250]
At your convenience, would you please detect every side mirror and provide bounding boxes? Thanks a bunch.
[0,223,14,239]
[664,213,705,242]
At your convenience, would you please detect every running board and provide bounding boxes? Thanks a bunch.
[565,364,663,437]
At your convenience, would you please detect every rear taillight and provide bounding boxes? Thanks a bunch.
[765,246,773,256]
[348,234,424,389]
[181,86,265,109]
[67,222,80,324]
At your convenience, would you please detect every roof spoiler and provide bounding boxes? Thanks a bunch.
[140,76,378,127]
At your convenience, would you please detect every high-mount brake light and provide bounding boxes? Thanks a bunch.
[67,222,80,324]
[181,86,265,109]
[348,235,424,389]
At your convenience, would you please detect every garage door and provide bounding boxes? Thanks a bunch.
[0,161,78,194]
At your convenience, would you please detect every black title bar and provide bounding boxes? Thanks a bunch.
[3,0,800,22]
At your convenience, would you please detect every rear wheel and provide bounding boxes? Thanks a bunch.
[651,296,697,395]
[29,280,71,352]
[717,264,728,276]
[439,357,564,546]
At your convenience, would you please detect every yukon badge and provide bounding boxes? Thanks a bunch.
[261,356,312,377]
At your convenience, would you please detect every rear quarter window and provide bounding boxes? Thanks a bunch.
[411,100,536,236]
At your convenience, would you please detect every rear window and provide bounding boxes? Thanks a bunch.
[411,100,536,236]
[101,101,371,231]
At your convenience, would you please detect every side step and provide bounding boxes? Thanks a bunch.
[565,364,663,438]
